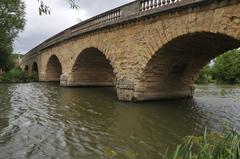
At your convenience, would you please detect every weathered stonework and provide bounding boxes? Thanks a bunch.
[21,0,240,101]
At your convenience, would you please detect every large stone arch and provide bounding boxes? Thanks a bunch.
[128,2,240,101]
[64,47,116,87]
[45,55,63,82]
[133,32,240,101]
[133,1,240,76]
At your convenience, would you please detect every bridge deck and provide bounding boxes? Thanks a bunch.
[23,0,210,61]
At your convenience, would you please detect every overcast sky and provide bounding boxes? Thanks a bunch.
[14,0,133,54]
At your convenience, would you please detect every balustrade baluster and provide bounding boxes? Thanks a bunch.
[171,0,175,3]
[150,0,153,8]
[154,0,158,8]
[162,0,166,5]
[146,0,149,10]
[167,0,170,4]
[158,0,162,6]
[141,0,144,11]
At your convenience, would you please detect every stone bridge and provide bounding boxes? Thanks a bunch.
[20,0,240,101]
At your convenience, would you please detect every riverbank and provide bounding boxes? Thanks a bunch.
[0,68,37,83]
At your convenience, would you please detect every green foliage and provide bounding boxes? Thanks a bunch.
[196,49,240,84]
[0,0,25,39]
[0,51,15,71]
[0,68,35,83]
[211,49,240,83]
[162,129,240,159]
[196,65,213,84]
[0,0,25,71]
[0,53,21,71]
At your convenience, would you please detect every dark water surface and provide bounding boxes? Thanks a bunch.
[0,83,239,159]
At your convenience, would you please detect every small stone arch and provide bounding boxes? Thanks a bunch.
[45,55,62,81]
[24,65,29,72]
[69,47,115,87]
[32,62,39,81]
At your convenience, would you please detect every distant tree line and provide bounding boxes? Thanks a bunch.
[196,49,240,84]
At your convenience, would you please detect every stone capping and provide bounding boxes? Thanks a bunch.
[22,0,214,62]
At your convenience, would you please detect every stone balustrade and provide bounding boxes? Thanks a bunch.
[140,0,181,11]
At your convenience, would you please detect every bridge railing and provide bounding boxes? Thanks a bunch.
[23,0,207,62]
[140,0,181,11]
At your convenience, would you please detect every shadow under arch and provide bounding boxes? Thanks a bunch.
[32,62,39,81]
[24,65,29,72]
[70,47,115,87]
[134,32,240,101]
[45,55,62,82]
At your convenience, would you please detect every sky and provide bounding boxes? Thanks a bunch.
[14,0,133,54]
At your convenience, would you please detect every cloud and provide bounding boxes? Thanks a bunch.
[14,0,133,54]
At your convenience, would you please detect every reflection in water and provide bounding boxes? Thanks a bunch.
[0,83,239,158]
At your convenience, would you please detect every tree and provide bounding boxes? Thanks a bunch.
[0,0,25,40]
[0,0,25,71]
[212,49,240,83]
[196,64,212,83]
[38,0,79,15]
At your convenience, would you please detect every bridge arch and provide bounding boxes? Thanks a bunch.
[24,65,29,72]
[45,55,62,82]
[68,47,115,87]
[32,62,39,81]
[134,32,240,101]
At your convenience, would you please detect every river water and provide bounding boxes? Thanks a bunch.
[0,83,239,158]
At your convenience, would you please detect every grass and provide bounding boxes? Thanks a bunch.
[162,129,240,159]
[103,129,239,159]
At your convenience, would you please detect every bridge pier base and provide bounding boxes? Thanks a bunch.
[116,88,194,102]
[60,74,195,101]
[115,78,136,101]
[133,89,194,102]
[60,73,115,87]
[116,88,135,101]
[60,73,69,86]
[38,72,51,82]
